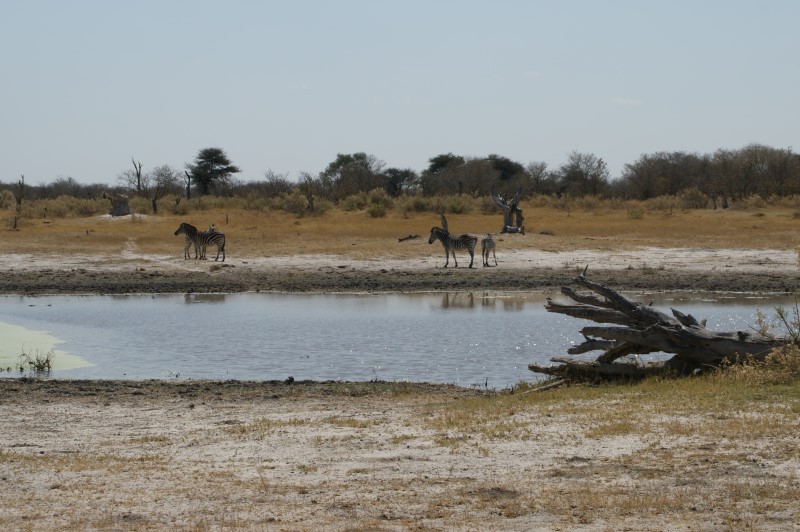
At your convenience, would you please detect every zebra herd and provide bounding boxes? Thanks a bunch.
[428,214,498,268]
[174,215,497,268]
[174,222,226,262]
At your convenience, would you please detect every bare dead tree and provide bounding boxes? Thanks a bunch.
[183,171,192,200]
[132,158,144,194]
[530,269,788,382]
[12,174,24,230]
[491,186,524,234]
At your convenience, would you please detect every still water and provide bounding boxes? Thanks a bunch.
[0,292,795,388]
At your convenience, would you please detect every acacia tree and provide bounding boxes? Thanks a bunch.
[419,153,466,196]
[186,147,240,195]
[383,167,418,196]
[320,152,385,200]
[525,161,558,195]
[557,151,609,196]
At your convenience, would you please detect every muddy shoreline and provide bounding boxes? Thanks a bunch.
[3,265,800,295]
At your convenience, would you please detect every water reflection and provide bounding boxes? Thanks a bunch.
[437,292,543,311]
[184,294,227,304]
[439,292,476,309]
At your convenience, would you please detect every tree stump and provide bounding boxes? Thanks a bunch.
[110,194,131,217]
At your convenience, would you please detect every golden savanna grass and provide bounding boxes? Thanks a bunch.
[5,199,800,260]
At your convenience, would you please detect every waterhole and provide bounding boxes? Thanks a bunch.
[0,292,794,388]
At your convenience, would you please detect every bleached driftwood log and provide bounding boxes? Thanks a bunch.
[529,269,786,381]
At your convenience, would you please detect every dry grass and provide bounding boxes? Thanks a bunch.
[1,369,798,529]
[4,202,800,261]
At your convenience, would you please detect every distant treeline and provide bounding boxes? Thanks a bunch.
[2,143,798,208]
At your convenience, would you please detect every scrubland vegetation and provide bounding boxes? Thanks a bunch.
[4,190,800,263]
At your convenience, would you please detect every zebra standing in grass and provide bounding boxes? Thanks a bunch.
[199,225,226,262]
[428,214,478,268]
[481,234,497,267]
[174,222,200,259]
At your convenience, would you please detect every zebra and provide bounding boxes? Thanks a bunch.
[428,214,477,268]
[174,222,200,259]
[481,234,497,267]
[199,225,226,262]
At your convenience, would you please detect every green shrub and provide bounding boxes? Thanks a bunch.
[280,191,308,217]
[553,196,573,212]
[240,192,271,211]
[21,196,108,218]
[775,195,800,210]
[442,194,474,215]
[309,198,333,216]
[396,194,432,216]
[341,193,368,211]
[744,194,767,209]
[0,190,15,209]
[627,206,645,219]
[169,198,190,215]
[367,188,393,209]
[128,196,151,214]
[574,195,602,211]
[677,187,709,209]
[605,197,627,210]
[366,203,387,218]
[479,196,498,214]
[645,195,677,212]
[528,194,557,208]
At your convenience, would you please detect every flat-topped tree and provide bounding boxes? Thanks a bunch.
[186,147,241,196]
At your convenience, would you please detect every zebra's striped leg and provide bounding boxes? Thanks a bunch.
[451,250,458,267]
[492,249,497,266]
[468,250,474,268]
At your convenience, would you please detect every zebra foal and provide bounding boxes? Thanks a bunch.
[174,222,200,259]
[482,234,497,267]
[428,215,478,268]
[199,225,226,262]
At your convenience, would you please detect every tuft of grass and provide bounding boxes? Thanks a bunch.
[584,420,640,439]
[627,206,645,219]
[17,348,55,374]
[223,417,311,439]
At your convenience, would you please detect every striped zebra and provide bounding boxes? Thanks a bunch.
[428,214,478,268]
[174,222,200,259]
[482,234,497,267]
[199,225,226,262]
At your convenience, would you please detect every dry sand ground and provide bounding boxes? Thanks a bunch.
[1,245,799,295]
[1,247,799,530]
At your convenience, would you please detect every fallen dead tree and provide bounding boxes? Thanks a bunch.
[529,269,788,382]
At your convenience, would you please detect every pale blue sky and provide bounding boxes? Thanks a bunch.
[1,1,797,185]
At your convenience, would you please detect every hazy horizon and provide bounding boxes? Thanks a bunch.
[2,1,797,185]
